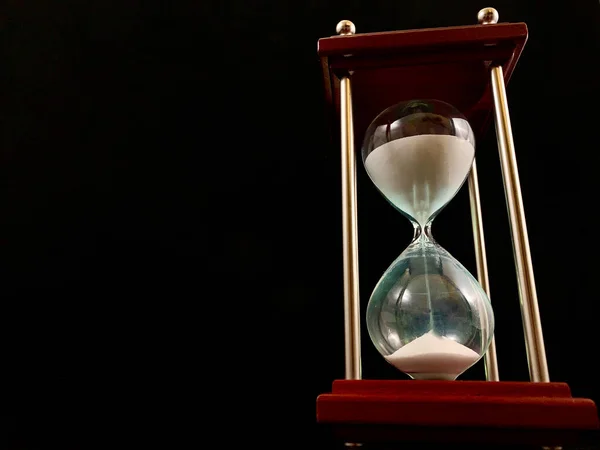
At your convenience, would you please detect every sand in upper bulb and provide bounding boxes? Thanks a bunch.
[364,134,474,226]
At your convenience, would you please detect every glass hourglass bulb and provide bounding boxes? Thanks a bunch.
[362,99,494,381]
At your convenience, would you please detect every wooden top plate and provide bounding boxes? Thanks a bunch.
[317,22,528,147]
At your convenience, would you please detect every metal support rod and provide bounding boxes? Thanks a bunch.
[340,75,361,380]
[468,159,500,382]
[490,65,550,383]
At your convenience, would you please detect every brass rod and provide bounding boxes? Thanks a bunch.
[468,159,500,381]
[490,65,549,382]
[340,75,361,380]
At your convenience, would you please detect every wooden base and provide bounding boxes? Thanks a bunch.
[317,380,600,446]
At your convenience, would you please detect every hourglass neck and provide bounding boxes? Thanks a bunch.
[412,222,435,244]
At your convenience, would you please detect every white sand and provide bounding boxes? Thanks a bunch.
[384,331,480,380]
[364,134,474,226]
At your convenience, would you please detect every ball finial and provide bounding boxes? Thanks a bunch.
[478,7,499,24]
[336,20,356,36]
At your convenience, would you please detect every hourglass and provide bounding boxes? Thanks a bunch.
[316,7,599,447]
[362,99,494,381]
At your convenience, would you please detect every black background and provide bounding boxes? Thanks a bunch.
[2,1,599,448]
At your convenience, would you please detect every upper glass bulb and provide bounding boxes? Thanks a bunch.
[362,99,476,227]
[362,99,494,381]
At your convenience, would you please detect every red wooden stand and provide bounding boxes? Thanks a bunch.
[317,380,599,446]
[317,19,599,448]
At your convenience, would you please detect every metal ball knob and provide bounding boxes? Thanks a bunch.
[478,7,499,25]
[336,20,356,36]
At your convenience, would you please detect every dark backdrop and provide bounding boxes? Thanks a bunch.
[3,1,599,448]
